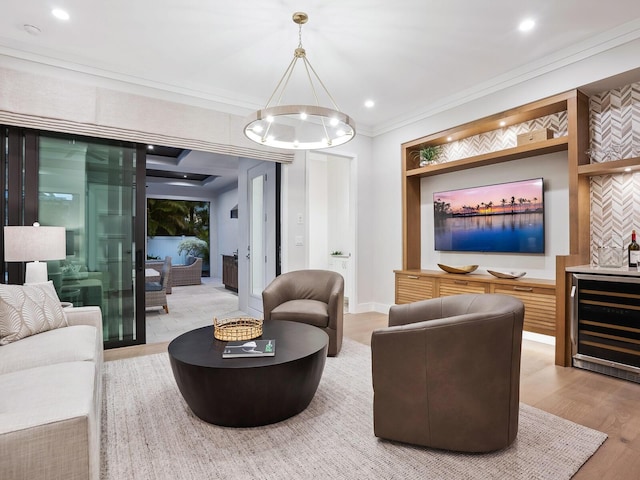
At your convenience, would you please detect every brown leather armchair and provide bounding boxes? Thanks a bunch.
[371,294,524,452]
[262,270,344,356]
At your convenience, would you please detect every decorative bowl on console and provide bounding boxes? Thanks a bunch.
[487,270,526,279]
[437,264,478,274]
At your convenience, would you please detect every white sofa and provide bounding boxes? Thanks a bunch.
[0,306,103,480]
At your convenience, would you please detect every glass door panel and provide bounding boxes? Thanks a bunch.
[38,136,141,346]
[250,174,264,297]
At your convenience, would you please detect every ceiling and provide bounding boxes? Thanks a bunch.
[3,1,640,194]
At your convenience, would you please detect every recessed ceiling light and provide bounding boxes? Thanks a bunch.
[499,121,506,127]
[446,136,452,142]
[519,18,535,32]
[624,167,632,172]
[147,145,154,150]
[364,100,375,108]
[52,8,70,20]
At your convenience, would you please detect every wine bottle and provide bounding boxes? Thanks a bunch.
[628,230,640,269]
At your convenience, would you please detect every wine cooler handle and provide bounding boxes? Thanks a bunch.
[513,286,533,292]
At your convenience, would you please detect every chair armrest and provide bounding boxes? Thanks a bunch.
[262,281,289,321]
[65,306,103,330]
[326,278,344,329]
[389,298,445,327]
[64,306,104,352]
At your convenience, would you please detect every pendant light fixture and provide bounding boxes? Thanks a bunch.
[243,12,356,150]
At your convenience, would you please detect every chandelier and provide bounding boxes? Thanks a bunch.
[243,12,356,150]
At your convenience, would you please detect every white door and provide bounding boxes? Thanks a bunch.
[238,160,277,317]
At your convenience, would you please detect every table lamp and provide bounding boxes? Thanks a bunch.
[3,222,66,284]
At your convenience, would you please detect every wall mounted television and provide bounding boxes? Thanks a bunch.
[433,178,544,254]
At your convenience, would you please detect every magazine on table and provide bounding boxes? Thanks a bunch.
[222,339,275,358]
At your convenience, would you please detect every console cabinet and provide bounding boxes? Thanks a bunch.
[395,270,556,336]
[222,255,238,292]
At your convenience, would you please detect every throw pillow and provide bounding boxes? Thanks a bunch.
[0,281,68,345]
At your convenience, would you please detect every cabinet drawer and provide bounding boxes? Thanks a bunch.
[396,274,433,304]
[493,285,556,336]
[438,278,489,297]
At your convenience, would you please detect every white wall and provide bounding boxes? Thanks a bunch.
[308,156,329,268]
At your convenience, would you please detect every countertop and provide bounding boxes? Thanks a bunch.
[566,265,640,277]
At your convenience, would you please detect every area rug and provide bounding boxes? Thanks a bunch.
[101,339,607,480]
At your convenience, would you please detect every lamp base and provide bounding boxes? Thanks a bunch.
[24,261,49,284]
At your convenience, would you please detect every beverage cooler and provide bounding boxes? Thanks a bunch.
[571,273,640,383]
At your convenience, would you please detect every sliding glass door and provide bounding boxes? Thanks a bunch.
[38,135,145,347]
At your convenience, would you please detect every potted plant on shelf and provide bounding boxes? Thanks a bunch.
[412,145,443,167]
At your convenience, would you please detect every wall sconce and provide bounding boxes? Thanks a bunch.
[3,222,66,284]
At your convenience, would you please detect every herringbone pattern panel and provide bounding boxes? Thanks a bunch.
[589,82,640,161]
[590,174,640,265]
[440,112,568,161]
[589,81,640,265]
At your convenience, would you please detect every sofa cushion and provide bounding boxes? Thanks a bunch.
[0,281,67,345]
[270,299,329,328]
[0,324,99,375]
[0,361,98,480]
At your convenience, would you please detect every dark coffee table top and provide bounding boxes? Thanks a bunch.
[168,320,329,369]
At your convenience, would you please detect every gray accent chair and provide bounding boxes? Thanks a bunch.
[147,256,202,292]
[371,293,524,452]
[145,256,171,314]
[172,256,203,286]
[262,269,344,356]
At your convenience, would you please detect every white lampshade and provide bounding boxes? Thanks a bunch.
[3,223,66,284]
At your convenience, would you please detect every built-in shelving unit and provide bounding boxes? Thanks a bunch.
[399,89,590,367]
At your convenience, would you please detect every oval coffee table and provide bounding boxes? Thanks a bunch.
[168,320,329,427]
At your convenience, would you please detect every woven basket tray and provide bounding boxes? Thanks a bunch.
[213,317,263,341]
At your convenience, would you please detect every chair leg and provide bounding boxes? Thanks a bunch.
[163,304,169,314]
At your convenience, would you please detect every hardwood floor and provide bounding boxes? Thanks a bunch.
[105,312,640,479]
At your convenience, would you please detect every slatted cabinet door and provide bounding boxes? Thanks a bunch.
[438,277,490,297]
[395,272,435,304]
[492,284,556,336]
